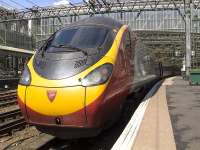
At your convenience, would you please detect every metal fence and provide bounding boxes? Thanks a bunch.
[0,29,35,50]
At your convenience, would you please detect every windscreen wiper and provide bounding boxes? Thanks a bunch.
[51,44,88,56]
[41,38,53,58]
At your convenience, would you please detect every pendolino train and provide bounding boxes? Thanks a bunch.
[17,16,173,139]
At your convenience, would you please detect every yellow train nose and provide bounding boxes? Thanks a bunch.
[25,86,85,116]
[18,85,86,126]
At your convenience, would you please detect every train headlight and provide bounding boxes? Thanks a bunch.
[19,65,31,86]
[81,63,113,86]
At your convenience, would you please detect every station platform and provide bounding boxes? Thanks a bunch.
[133,76,200,150]
[113,76,200,150]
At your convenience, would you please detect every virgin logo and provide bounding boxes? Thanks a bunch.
[47,90,57,102]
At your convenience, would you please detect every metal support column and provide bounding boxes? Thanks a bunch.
[185,0,191,79]
[4,23,7,45]
[14,57,19,78]
[28,19,32,36]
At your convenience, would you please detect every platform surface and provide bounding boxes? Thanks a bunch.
[131,76,200,150]
[167,77,200,150]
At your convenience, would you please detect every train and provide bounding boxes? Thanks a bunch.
[17,16,175,139]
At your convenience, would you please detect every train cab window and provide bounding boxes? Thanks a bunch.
[43,26,114,55]
[124,31,135,69]
[34,26,116,79]
[125,31,131,49]
[52,28,78,45]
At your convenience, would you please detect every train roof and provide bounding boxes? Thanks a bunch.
[66,16,123,31]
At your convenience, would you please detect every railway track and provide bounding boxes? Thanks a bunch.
[0,117,26,136]
[0,108,26,137]
[0,90,17,108]
[0,109,21,122]
[0,90,16,96]
[0,100,17,108]
[0,90,27,137]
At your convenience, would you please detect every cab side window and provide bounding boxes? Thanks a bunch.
[125,31,131,50]
[125,31,135,72]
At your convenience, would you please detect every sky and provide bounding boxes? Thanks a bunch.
[0,0,84,10]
